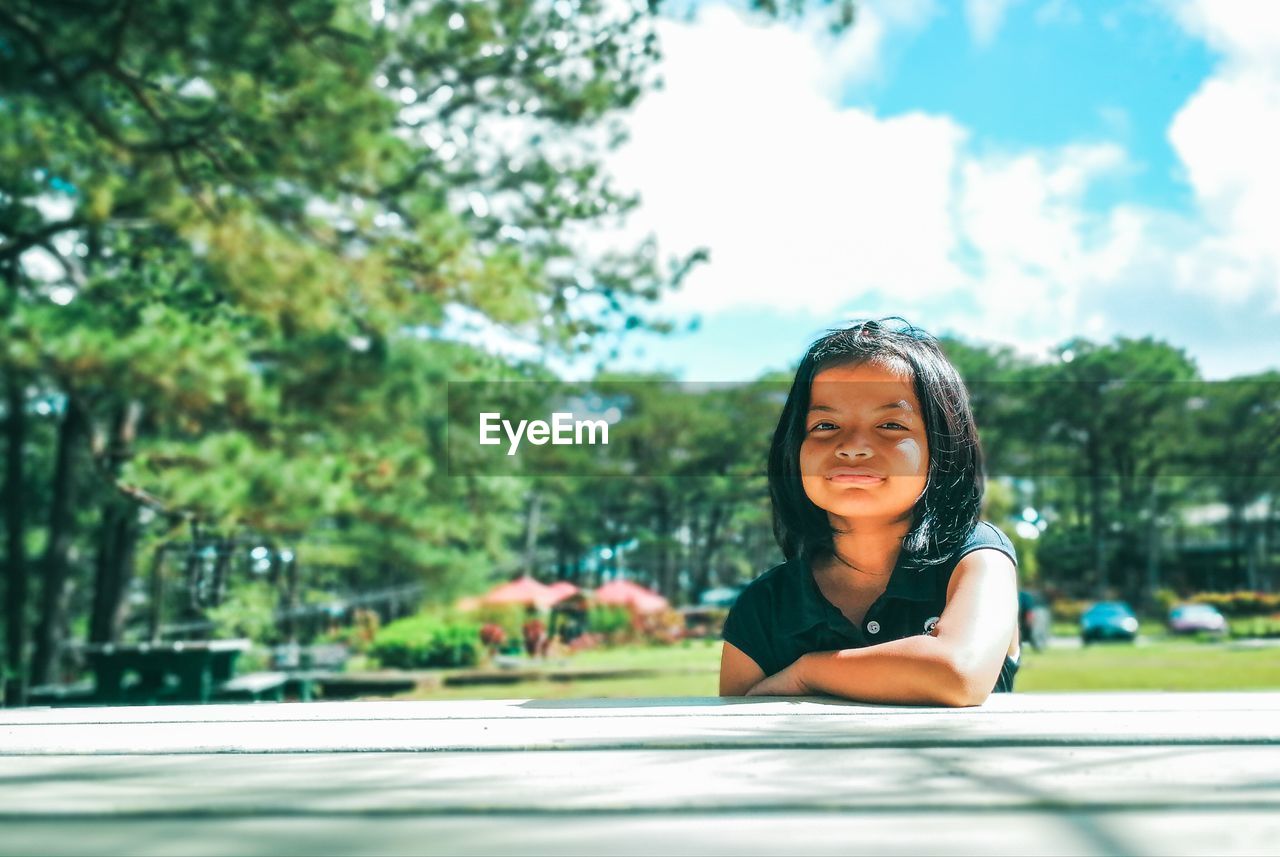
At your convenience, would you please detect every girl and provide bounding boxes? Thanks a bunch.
[719,318,1020,705]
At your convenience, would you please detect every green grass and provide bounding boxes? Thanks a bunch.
[565,638,723,670]
[1014,641,1280,692]
[390,637,1280,700]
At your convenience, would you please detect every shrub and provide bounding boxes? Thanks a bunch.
[1227,614,1280,638]
[1190,591,1280,617]
[369,613,483,669]
[207,582,279,643]
[1050,598,1090,624]
[587,605,635,644]
[1152,588,1181,615]
[470,603,527,642]
[567,632,603,653]
[635,608,687,645]
[322,608,382,654]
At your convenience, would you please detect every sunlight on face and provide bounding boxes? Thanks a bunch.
[799,360,930,526]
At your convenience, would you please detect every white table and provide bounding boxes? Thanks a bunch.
[2,692,1277,856]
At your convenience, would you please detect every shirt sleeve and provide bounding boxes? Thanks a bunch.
[721,579,775,675]
[954,520,1018,568]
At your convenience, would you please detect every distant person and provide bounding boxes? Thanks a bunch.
[522,615,547,658]
[719,318,1020,705]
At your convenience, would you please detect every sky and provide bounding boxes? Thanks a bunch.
[543,0,1280,382]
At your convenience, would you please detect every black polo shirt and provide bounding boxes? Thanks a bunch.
[722,521,1020,693]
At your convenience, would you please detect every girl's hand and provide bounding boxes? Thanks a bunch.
[745,658,811,696]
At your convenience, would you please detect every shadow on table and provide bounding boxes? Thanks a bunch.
[516,696,886,710]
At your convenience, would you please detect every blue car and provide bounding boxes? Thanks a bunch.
[1081,601,1139,645]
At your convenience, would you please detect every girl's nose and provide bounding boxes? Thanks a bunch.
[834,429,874,459]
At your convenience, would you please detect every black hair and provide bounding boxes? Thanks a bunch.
[766,317,984,571]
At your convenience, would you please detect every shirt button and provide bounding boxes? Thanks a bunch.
[866,620,880,635]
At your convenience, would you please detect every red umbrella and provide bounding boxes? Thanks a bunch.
[593,579,669,614]
[546,581,580,603]
[482,575,560,609]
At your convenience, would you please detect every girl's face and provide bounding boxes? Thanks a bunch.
[799,360,930,525]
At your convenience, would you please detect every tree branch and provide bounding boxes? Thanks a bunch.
[0,218,84,264]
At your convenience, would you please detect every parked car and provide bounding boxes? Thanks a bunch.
[1018,590,1051,651]
[1167,603,1228,636]
[1081,601,1139,644]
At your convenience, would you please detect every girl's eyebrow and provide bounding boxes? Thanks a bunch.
[807,400,915,413]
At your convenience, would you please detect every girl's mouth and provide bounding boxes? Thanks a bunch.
[826,467,886,485]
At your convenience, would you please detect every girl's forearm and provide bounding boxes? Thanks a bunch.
[796,635,984,707]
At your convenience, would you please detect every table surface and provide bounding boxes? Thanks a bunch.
[79,638,252,655]
[2,692,1277,856]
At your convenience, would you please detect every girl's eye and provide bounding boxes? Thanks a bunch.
[809,421,908,432]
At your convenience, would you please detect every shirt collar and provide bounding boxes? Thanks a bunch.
[782,551,937,637]
[884,556,937,602]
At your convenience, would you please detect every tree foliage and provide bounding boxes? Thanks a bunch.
[0,0,694,695]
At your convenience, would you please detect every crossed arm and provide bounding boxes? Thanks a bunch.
[718,549,1018,707]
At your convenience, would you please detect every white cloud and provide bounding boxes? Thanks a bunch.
[819,0,938,88]
[577,0,1280,378]
[965,0,1024,47]
[1166,0,1280,74]
[956,143,1138,345]
[600,4,1143,356]
[959,143,1129,275]
[1165,0,1280,308]
[604,4,966,319]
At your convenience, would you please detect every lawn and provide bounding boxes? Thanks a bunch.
[1014,640,1280,691]
[391,637,1280,700]
[568,638,724,670]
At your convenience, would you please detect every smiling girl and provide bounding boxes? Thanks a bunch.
[719,318,1020,706]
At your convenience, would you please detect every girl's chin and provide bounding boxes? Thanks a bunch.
[813,498,918,520]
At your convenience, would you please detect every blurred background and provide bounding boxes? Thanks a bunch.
[1,0,1277,706]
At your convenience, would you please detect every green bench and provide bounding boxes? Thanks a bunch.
[83,639,251,705]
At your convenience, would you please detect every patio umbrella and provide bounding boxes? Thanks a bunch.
[593,579,669,614]
[546,581,580,603]
[482,575,561,609]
